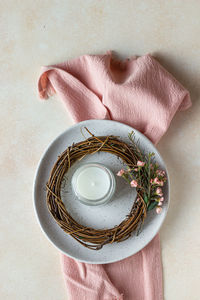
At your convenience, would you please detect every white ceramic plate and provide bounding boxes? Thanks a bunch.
[33,120,169,264]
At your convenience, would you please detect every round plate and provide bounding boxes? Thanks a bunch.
[33,120,169,264]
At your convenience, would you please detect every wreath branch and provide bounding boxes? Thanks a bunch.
[46,128,166,250]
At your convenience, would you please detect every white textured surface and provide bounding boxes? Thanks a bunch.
[1,1,200,299]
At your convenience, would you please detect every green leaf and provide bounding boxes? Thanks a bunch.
[147,201,158,211]
[144,194,149,204]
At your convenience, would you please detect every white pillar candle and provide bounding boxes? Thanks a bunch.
[72,163,116,206]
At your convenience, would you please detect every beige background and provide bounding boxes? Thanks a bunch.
[1,1,200,299]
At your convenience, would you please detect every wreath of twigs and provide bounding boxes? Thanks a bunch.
[46,128,149,250]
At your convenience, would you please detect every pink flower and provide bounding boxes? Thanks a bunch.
[156,187,162,193]
[156,207,162,214]
[130,179,138,187]
[158,201,163,206]
[150,179,153,184]
[156,170,166,177]
[156,187,163,196]
[137,161,145,167]
[134,168,138,171]
[117,169,125,176]
[153,177,164,186]
[159,197,164,202]
[154,177,160,184]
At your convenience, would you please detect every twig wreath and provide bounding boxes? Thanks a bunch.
[46,128,167,250]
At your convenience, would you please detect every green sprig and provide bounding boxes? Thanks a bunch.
[119,132,167,212]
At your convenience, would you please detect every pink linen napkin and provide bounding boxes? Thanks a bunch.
[38,52,191,300]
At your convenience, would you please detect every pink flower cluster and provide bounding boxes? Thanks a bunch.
[116,169,139,188]
[150,169,166,187]
[152,177,164,186]
[155,187,165,214]
[116,164,166,214]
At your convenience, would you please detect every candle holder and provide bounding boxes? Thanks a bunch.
[72,163,116,206]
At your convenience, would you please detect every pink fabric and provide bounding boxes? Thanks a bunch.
[38,52,191,300]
